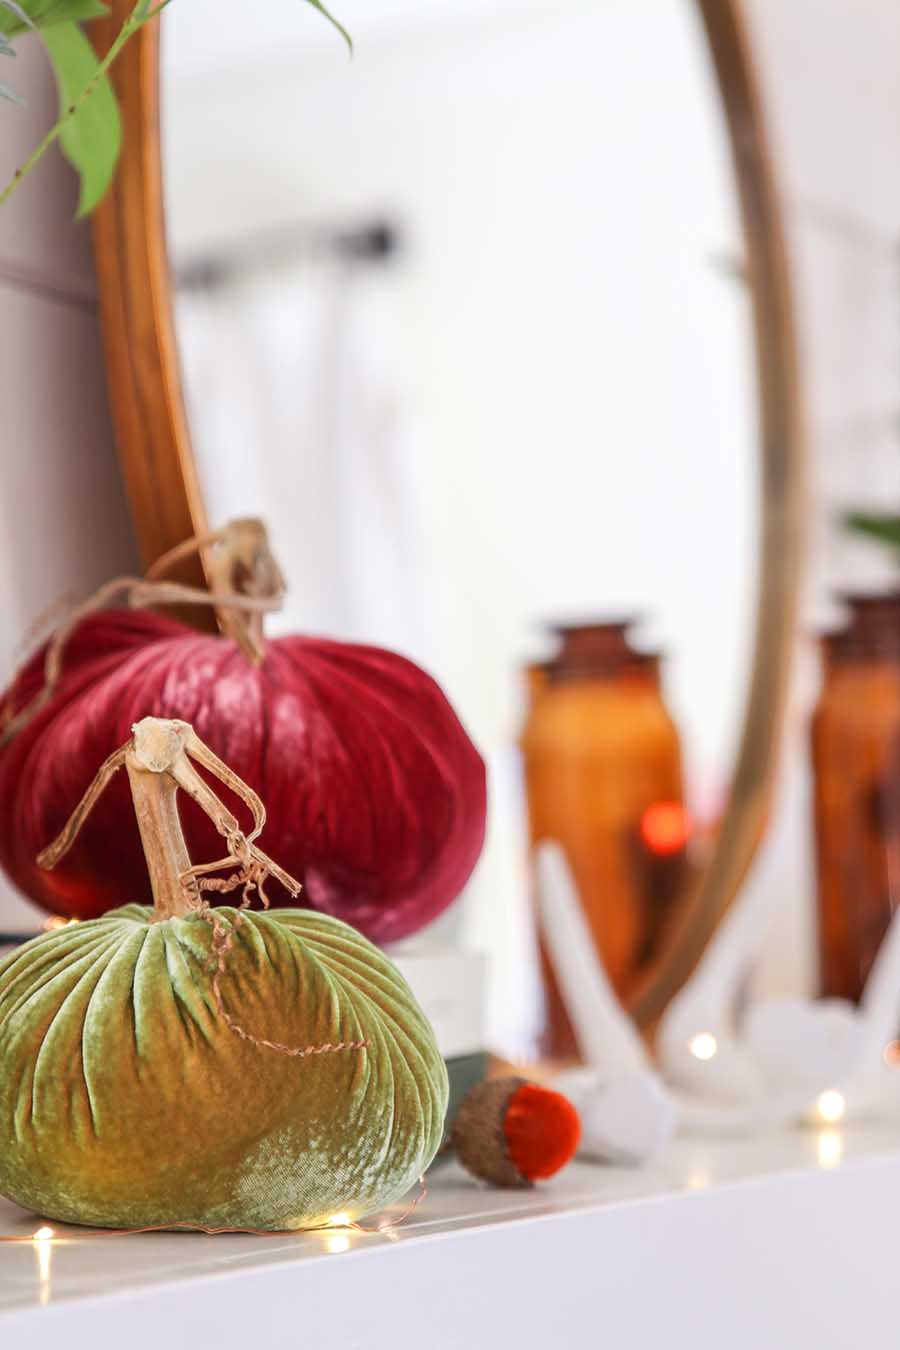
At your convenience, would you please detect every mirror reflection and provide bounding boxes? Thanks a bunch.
[163,0,757,1052]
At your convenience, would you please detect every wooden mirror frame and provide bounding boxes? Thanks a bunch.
[90,0,803,1027]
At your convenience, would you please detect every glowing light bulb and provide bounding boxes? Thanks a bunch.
[640,802,691,856]
[688,1032,718,1062]
[816,1090,846,1124]
[328,1212,351,1228]
[32,1227,54,1306]
[817,1130,843,1170]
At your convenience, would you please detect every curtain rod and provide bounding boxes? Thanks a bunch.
[175,218,400,292]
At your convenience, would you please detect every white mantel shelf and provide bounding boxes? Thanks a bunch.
[1,1123,898,1349]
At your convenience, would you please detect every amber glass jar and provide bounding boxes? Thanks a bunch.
[813,592,900,1001]
[521,622,687,1058]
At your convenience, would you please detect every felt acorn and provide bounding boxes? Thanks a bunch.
[450,1076,581,1188]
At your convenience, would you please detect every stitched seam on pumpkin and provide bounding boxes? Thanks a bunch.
[285,647,479,919]
[308,953,444,1156]
[244,916,306,1022]
[79,955,109,1135]
[263,916,440,1174]
[0,915,146,1016]
[28,936,125,1131]
[0,925,119,1004]
[272,920,437,1061]
[249,913,368,1056]
[359,1015,397,1182]
[216,915,367,1059]
[9,1059,29,1145]
[253,914,439,1091]
[0,929,124,1029]
[128,925,154,1064]
[321,658,465,793]
[2,938,124,1144]
[255,913,407,995]
[79,928,148,1136]
[288,641,462,803]
[162,927,217,1045]
[356,1000,439,1202]
[200,909,370,1063]
[276,648,392,860]
[171,915,242,1039]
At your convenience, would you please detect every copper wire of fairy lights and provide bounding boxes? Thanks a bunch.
[0,1176,428,1243]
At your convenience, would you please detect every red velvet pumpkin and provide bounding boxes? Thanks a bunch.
[0,604,486,943]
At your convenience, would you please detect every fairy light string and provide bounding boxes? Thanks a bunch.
[0,1176,428,1245]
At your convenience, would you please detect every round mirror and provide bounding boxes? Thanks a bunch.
[93,0,801,1055]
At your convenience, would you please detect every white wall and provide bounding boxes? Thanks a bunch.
[0,36,139,931]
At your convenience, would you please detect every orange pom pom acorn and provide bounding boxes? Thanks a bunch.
[451,1076,581,1188]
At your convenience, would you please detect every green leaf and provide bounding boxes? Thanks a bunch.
[41,19,121,217]
[1,0,105,35]
[303,0,352,53]
[0,0,33,37]
[0,0,105,36]
[38,0,108,23]
[135,0,172,25]
[843,511,900,553]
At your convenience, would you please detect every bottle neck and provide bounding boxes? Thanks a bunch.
[543,621,660,686]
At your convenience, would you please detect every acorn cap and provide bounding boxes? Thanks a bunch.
[451,1076,581,1188]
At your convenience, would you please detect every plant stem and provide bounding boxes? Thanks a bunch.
[0,1,145,208]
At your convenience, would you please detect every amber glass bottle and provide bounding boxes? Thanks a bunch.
[521,622,687,1058]
[813,592,900,1001]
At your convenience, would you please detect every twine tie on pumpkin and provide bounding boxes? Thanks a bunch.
[0,519,286,746]
[36,717,370,1065]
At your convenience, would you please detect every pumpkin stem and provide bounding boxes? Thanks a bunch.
[148,518,286,664]
[0,519,285,748]
[36,717,302,921]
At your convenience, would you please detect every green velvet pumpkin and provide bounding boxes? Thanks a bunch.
[0,903,447,1230]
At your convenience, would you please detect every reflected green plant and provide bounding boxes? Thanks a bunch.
[844,511,900,561]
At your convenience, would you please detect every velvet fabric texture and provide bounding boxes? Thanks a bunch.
[0,610,487,943]
[0,905,447,1230]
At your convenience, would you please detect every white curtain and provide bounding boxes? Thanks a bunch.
[175,257,543,1057]
[176,259,436,664]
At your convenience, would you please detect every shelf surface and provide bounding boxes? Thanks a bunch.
[2,1121,899,1348]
